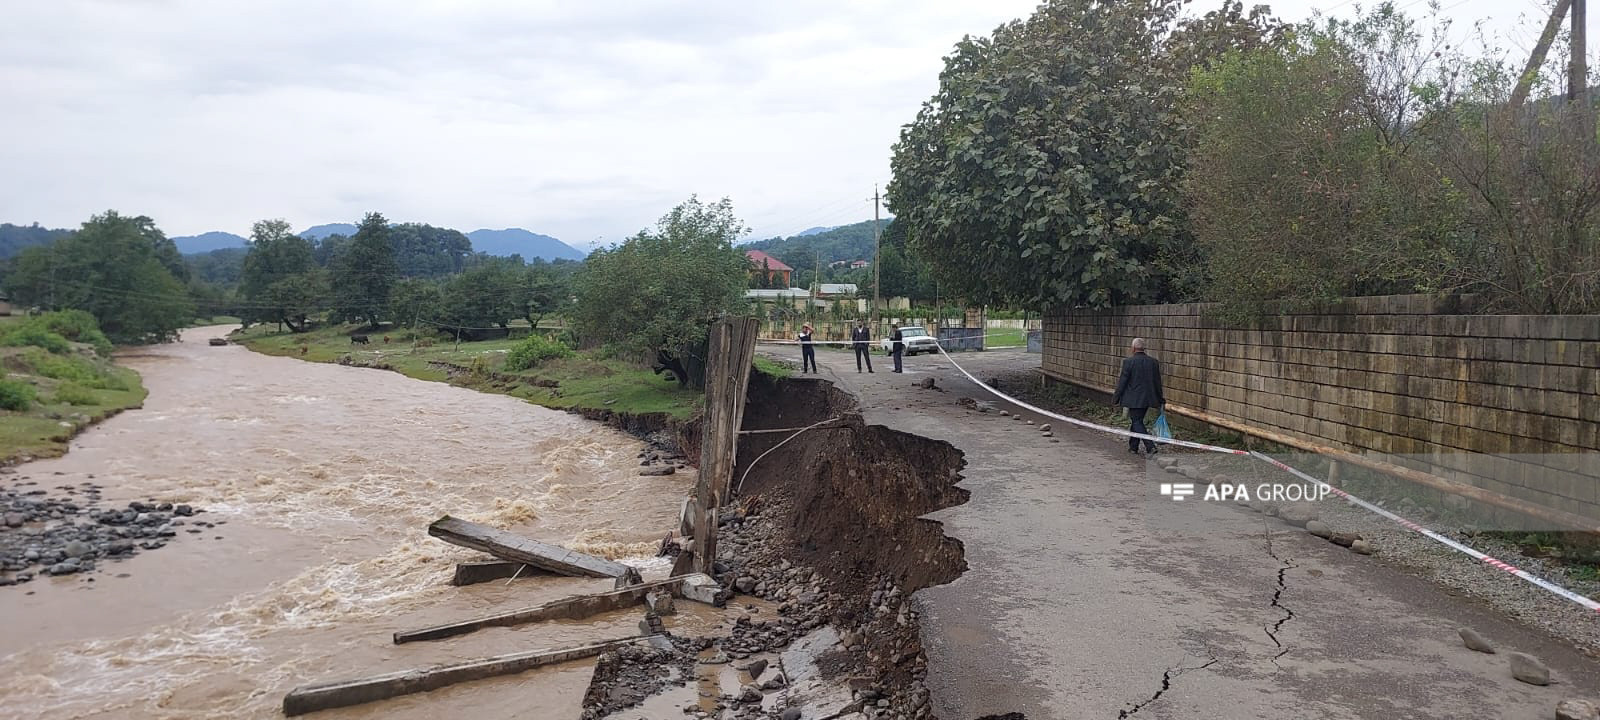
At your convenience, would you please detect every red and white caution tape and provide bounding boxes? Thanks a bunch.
[928,345,1600,613]
[929,345,1248,455]
[1254,452,1600,612]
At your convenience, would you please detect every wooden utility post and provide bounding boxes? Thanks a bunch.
[1512,0,1573,110]
[872,185,882,328]
[685,316,760,576]
[1572,0,1588,106]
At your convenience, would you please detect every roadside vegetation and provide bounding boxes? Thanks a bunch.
[0,311,147,463]
[889,0,1599,317]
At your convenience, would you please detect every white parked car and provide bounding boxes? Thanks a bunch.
[881,326,940,355]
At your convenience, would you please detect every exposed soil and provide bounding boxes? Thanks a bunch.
[581,373,971,719]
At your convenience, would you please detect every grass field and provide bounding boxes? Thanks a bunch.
[232,323,703,419]
[984,328,1026,348]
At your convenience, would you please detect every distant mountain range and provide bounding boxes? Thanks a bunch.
[466,228,585,261]
[169,223,586,261]
[298,223,357,240]
[794,226,837,237]
[169,231,248,254]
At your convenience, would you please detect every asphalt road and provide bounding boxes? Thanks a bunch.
[763,344,1600,720]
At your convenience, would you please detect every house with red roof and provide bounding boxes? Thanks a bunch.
[745,249,793,288]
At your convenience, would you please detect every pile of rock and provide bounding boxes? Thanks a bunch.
[1,478,205,585]
[709,497,935,720]
[579,638,701,720]
[638,432,688,477]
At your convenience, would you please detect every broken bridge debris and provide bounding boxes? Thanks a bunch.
[282,637,651,716]
[393,573,720,644]
[427,514,642,587]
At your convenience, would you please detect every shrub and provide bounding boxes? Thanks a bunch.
[504,334,572,372]
[0,377,35,411]
[0,327,72,354]
[20,349,126,389]
[52,382,99,406]
[1,311,114,357]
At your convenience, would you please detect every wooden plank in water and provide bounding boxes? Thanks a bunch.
[282,637,644,716]
[427,515,637,581]
[395,575,695,644]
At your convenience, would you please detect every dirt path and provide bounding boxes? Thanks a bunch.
[764,345,1600,720]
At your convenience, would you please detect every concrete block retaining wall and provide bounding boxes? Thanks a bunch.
[1042,294,1600,522]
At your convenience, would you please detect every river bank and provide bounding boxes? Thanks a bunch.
[0,326,703,718]
[233,324,972,718]
[0,315,149,466]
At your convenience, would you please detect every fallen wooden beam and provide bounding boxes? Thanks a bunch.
[394,574,716,644]
[427,515,641,585]
[450,560,550,586]
[282,637,645,716]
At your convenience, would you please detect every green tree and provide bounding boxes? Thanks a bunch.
[889,0,1191,310]
[439,258,524,334]
[522,260,576,327]
[888,0,1278,310]
[388,223,473,278]
[263,270,330,332]
[330,212,399,327]
[3,211,194,343]
[240,219,321,330]
[573,196,749,387]
[389,278,444,329]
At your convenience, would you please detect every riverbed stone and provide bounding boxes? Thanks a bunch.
[1459,628,1495,654]
[3,513,24,528]
[1508,652,1551,685]
[1556,699,1600,720]
[639,466,676,476]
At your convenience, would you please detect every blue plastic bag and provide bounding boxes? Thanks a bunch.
[1152,411,1172,440]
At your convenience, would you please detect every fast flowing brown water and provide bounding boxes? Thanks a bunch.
[0,327,699,719]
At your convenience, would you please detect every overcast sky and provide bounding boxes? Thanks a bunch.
[1,1,1590,248]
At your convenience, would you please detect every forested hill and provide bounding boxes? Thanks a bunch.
[741,219,884,265]
[0,223,72,259]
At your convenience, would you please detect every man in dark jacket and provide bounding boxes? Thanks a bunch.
[851,320,874,373]
[891,326,904,373]
[1112,338,1165,455]
[798,323,817,374]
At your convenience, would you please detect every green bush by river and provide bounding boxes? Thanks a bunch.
[231,323,703,419]
[0,312,148,463]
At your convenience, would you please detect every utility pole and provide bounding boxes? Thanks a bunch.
[1512,0,1573,110]
[872,185,882,329]
[1573,0,1589,106]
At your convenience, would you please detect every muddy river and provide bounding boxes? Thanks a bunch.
[0,327,703,719]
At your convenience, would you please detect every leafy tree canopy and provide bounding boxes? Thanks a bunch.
[241,219,322,330]
[4,211,194,343]
[573,196,749,361]
[329,212,399,327]
[888,0,1277,310]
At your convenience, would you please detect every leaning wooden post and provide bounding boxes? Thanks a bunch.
[687,316,760,576]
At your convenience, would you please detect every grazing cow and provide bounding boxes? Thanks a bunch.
[300,346,308,356]
[351,335,370,345]
[383,335,391,344]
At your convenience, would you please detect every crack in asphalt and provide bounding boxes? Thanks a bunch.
[1115,657,1220,718]
[1262,520,1296,664]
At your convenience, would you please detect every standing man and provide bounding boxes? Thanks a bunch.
[1112,337,1165,456]
[891,326,904,373]
[851,319,874,373]
[798,322,818,374]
